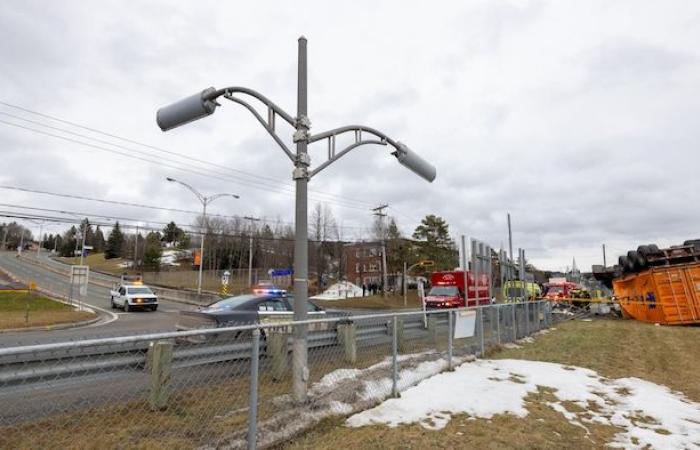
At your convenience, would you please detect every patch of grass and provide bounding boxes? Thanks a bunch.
[58,252,127,274]
[281,318,700,449]
[315,291,423,310]
[0,291,95,329]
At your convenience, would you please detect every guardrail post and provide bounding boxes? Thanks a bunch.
[337,321,357,363]
[248,329,261,450]
[268,329,289,381]
[447,311,453,370]
[148,340,174,411]
[427,314,439,344]
[391,315,399,398]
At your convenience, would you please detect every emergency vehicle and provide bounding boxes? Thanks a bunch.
[110,274,159,312]
[424,270,490,309]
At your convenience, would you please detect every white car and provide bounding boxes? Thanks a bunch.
[110,284,159,312]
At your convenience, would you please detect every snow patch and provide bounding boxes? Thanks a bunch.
[310,281,365,300]
[502,343,522,350]
[346,359,700,449]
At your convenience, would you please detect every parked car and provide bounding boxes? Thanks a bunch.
[176,293,336,340]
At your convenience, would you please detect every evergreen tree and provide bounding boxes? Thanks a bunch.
[143,231,163,269]
[412,215,457,270]
[93,226,106,253]
[162,221,185,245]
[105,222,124,259]
[59,226,78,257]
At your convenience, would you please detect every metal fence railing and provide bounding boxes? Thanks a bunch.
[0,301,552,449]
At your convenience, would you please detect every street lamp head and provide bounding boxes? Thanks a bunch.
[391,142,436,183]
[157,87,219,131]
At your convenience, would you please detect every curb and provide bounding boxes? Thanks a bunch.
[0,316,102,334]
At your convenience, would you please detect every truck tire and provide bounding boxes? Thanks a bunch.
[619,255,630,273]
[110,297,116,309]
[123,302,130,312]
[627,250,642,271]
[151,305,158,312]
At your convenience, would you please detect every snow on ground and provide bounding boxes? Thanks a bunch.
[310,281,365,300]
[346,359,700,449]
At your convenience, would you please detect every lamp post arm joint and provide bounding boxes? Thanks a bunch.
[223,94,296,162]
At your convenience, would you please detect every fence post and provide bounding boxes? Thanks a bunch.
[525,301,530,336]
[512,303,517,341]
[268,329,288,381]
[479,307,485,356]
[447,311,453,370]
[496,305,501,345]
[392,315,399,398]
[337,321,357,363]
[148,340,174,411]
[248,329,261,450]
[427,314,439,344]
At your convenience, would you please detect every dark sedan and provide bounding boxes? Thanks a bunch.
[176,293,331,334]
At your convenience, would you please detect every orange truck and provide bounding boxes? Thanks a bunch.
[613,241,700,325]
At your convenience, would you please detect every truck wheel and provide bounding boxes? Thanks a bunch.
[110,297,116,309]
[619,256,630,273]
[151,305,158,312]
[123,303,130,312]
[627,250,642,271]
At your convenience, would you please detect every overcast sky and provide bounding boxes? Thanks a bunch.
[1,0,699,271]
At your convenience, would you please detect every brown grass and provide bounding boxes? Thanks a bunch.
[279,318,700,449]
[315,291,423,310]
[0,291,96,330]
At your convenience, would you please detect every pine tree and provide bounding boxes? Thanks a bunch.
[105,222,124,259]
[93,226,106,253]
[412,215,457,270]
[143,231,163,269]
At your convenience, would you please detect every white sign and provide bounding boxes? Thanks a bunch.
[69,265,90,303]
[454,310,477,339]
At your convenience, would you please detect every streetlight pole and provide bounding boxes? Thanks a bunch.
[244,216,261,287]
[166,177,239,295]
[372,204,388,298]
[36,221,44,258]
[157,37,436,403]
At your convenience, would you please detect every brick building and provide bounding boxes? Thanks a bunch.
[343,241,383,287]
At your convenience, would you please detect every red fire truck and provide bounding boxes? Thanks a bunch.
[424,271,491,309]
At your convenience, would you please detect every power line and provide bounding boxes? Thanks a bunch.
[0,211,380,244]
[0,101,377,209]
[0,185,371,230]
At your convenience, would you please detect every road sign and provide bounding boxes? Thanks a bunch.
[69,265,90,307]
[269,268,293,277]
[454,310,476,338]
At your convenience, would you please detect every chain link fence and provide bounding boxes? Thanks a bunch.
[0,301,553,449]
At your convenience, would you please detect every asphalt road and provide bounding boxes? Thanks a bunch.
[0,252,197,347]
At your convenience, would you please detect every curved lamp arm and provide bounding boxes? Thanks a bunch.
[206,192,240,204]
[166,177,205,204]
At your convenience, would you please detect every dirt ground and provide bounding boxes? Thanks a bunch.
[281,318,700,450]
[0,291,95,329]
[315,291,423,310]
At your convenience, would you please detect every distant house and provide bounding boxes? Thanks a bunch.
[343,241,383,287]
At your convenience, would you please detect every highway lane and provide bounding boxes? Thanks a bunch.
[0,252,198,346]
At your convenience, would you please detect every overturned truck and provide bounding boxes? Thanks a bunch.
[613,240,700,325]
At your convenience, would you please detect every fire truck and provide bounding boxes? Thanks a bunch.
[424,271,490,309]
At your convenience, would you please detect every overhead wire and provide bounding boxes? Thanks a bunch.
[0,101,378,209]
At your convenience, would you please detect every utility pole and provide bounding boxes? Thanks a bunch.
[36,221,44,258]
[133,225,139,270]
[372,204,389,298]
[602,244,607,268]
[244,216,261,286]
[507,213,513,263]
[19,228,25,254]
[2,226,8,251]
